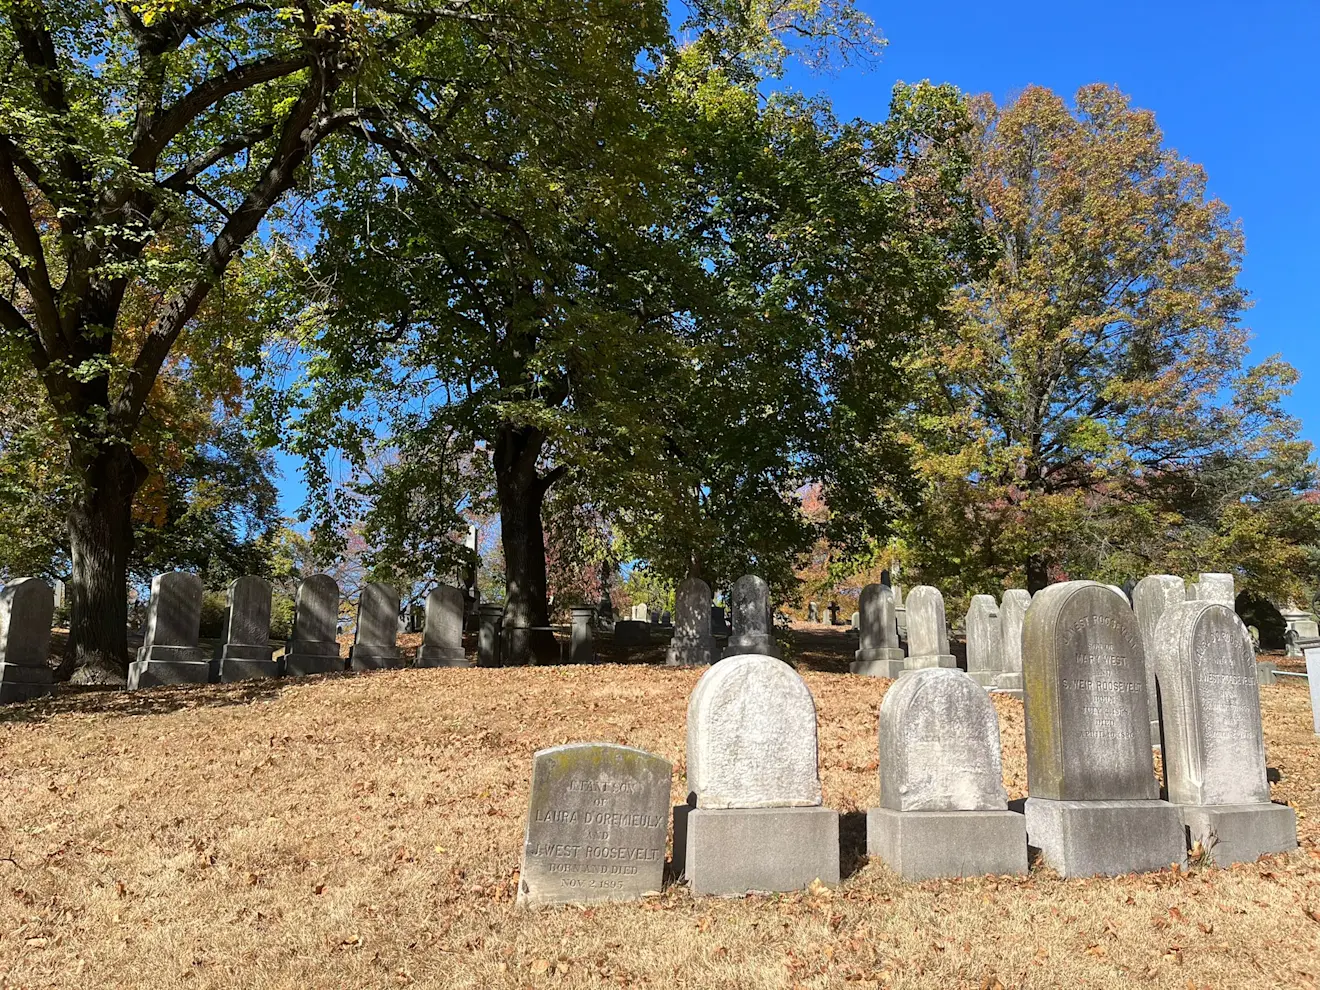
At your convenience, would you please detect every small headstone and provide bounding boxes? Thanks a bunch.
[630,603,648,622]
[851,584,904,678]
[349,582,403,671]
[964,594,1003,688]
[569,606,595,664]
[723,575,779,658]
[283,574,344,676]
[667,578,715,666]
[213,576,277,682]
[995,589,1031,694]
[477,603,504,667]
[710,605,730,638]
[517,743,670,908]
[902,586,956,673]
[682,654,839,895]
[1191,573,1235,608]
[807,601,819,623]
[867,668,1026,879]
[0,578,54,703]
[1133,575,1186,743]
[1021,581,1184,876]
[1154,601,1296,864]
[850,610,860,631]
[827,602,840,625]
[417,586,467,667]
[1248,624,1261,649]
[128,572,208,690]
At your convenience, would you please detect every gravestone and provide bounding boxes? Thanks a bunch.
[417,586,467,667]
[283,574,344,676]
[348,582,402,670]
[1190,573,1235,608]
[1281,607,1318,658]
[612,619,650,649]
[807,602,819,623]
[850,610,860,631]
[128,572,208,690]
[1307,648,1320,735]
[570,607,595,664]
[213,575,277,682]
[827,602,840,625]
[723,575,779,658]
[630,603,648,622]
[1104,584,1131,605]
[868,668,1027,879]
[1154,601,1296,865]
[1022,581,1184,876]
[995,589,1031,695]
[477,603,504,667]
[1133,575,1186,744]
[517,743,670,908]
[964,594,1003,688]
[0,578,55,703]
[902,586,956,673]
[851,584,905,678]
[659,611,672,627]
[667,578,716,666]
[710,605,730,639]
[681,653,839,895]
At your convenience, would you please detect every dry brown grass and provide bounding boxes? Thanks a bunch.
[2,627,1319,989]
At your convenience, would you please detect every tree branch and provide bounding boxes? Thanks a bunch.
[160,123,278,190]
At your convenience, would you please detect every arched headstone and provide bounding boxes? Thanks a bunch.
[903,586,955,673]
[214,575,276,682]
[0,578,55,703]
[417,586,467,667]
[129,572,207,689]
[283,574,344,676]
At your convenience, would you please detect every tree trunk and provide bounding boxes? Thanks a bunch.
[1025,552,1050,596]
[494,423,560,666]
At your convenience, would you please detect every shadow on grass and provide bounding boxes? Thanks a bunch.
[0,676,310,725]
[839,809,869,879]
[790,625,856,674]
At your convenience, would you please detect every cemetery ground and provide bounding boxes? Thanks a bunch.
[1,629,1318,990]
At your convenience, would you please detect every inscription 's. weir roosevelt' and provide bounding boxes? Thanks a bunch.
[517,743,671,908]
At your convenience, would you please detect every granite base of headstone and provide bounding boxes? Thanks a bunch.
[0,578,55,703]
[128,572,209,690]
[1024,798,1186,877]
[516,743,670,909]
[684,807,840,896]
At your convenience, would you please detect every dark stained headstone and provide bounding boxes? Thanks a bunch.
[0,578,54,703]
[348,582,402,671]
[214,575,277,682]
[667,578,715,666]
[283,574,344,676]
[851,583,904,678]
[417,586,467,667]
[724,575,778,658]
[128,572,208,690]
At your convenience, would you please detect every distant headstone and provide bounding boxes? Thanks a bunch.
[850,610,860,631]
[348,582,402,671]
[807,601,819,623]
[995,589,1031,695]
[630,603,648,622]
[283,574,344,676]
[517,743,670,908]
[902,586,956,673]
[667,578,715,666]
[710,605,730,638]
[128,572,208,690]
[0,578,54,703]
[417,586,467,667]
[213,576,277,682]
[1281,607,1318,658]
[569,607,595,664]
[612,619,651,649]
[1133,575,1186,743]
[660,611,672,627]
[723,575,779,658]
[964,594,1003,688]
[867,668,1027,879]
[851,584,905,678]
[1190,573,1235,608]
[1154,601,1296,865]
[477,603,504,667]
[1021,581,1184,876]
[827,602,840,625]
[681,653,839,895]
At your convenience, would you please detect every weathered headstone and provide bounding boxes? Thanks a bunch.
[0,578,54,703]
[868,668,1027,879]
[1154,601,1296,865]
[667,578,716,666]
[417,586,467,667]
[902,586,956,673]
[213,576,277,682]
[1189,573,1235,608]
[851,584,905,678]
[1104,584,1131,605]
[283,574,344,676]
[964,594,1003,688]
[517,743,670,908]
[569,606,595,664]
[1022,581,1184,876]
[682,653,839,895]
[807,601,819,623]
[630,603,648,622]
[1281,606,1318,658]
[128,572,208,690]
[1256,660,1278,686]
[995,589,1031,695]
[1133,574,1186,744]
[348,582,402,671]
[477,602,504,667]
[723,575,779,658]
[850,610,860,631]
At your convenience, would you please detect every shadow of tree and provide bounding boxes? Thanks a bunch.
[839,809,869,879]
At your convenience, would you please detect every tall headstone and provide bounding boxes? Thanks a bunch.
[0,578,54,703]
[283,574,343,676]
[517,743,670,908]
[667,578,716,666]
[348,582,402,671]
[682,654,839,895]
[723,575,779,658]
[1154,601,1296,865]
[213,576,277,682]
[1190,573,1235,608]
[867,668,1027,879]
[1133,575,1186,743]
[128,572,208,690]
[995,589,1031,695]
[902,586,955,673]
[851,584,905,678]
[569,606,595,664]
[1021,581,1184,876]
[416,586,467,667]
[477,602,504,667]
[964,594,1003,688]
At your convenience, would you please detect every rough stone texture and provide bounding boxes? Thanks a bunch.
[477,604,504,668]
[995,590,1031,694]
[0,578,54,703]
[129,572,207,690]
[853,585,904,678]
[686,654,821,809]
[349,582,402,671]
[517,743,670,908]
[1104,584,1131,605]
[417,586,467,667]
[684,807,839,895]
[213,576,276,682]
[612,620,650,649]
[666,578,716,666]
[965,595,1003,687]
[1190,573,1235,608]
[724,575,779,658]
[902,586,955,671]
[1023,799,1186,877]
[283,574,343,676]
[1133,575,1187,740]
[1180,804,1299,867]
[867,808,1026,880]
[1306,648,1320,735]
[569,607,595,665]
